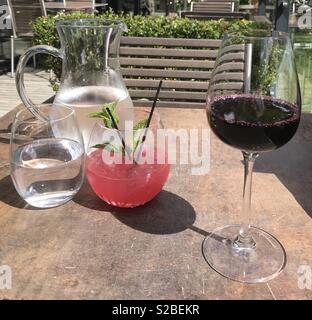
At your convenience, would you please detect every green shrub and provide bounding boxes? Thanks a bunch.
[32,9,269,83]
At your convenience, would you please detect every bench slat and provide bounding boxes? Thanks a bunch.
[125,79,209,90]
[182,12,247,20]
[193,1,234,4]
[209,82,244,91]
[193,7,232,10]
[121,68,212,79]
[212,73,244,82]
[120,57,214,69]
[221,44,245,54]
[120,47,219,58]
[129,90,207,100]
[214,62,244,73]
[193,6,233,10]
[133,100,205,109]
[121,36,222,48]
[219,52,244,63]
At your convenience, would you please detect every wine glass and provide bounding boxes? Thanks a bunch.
[203,30,301,283]
[10,104,85,208]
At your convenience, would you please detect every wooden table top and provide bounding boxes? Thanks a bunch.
[0,106,312,299]
[45,1,107,10]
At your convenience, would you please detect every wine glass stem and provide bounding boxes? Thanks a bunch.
[233,152,258,249]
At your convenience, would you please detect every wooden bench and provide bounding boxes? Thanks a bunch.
[182,1,248,20]
[8,0,44,37]
[181,11,249,20]
[191,1,237,13]
[120,36,245,109]
[7,0,44,76]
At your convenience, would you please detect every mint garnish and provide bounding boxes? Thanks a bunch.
[133,118,148,131]
[89,102,148,156]
[91,143,121,153]
[89,100,119,128]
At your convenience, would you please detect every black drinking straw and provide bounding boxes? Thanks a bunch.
[106,107,136,164]
[135,80,163,163]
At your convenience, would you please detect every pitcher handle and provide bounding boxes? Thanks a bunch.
[16,45,63,121]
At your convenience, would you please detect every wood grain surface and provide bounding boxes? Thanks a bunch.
[0,107,312,299]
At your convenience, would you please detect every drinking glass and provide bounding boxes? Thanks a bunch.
[86,108,170,208]
[204,30,301,283]
[10,104,85,208]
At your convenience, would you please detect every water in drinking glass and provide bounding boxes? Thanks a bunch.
[11,138,84,208]
[10,104,85,209]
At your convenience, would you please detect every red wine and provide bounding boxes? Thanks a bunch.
[207,94,300,152]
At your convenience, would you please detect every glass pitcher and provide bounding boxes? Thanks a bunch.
[15,19,133,145]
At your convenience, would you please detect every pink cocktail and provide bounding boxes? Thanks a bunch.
[86,149,170,208]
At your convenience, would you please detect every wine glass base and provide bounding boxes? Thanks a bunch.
[202,225,286,284]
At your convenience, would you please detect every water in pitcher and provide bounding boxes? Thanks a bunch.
[54,86,134,146]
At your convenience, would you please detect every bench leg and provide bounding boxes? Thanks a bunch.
[33,54,37,70]
[10,36,15,78]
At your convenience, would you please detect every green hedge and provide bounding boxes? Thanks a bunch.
[33,10,268,44]
[32,10,269,84]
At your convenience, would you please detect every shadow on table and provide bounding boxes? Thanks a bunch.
[0,175,30,209]
[74,181,197,235]
[75,182,230,244]
[112,191,197,235]
[254,113,312,218]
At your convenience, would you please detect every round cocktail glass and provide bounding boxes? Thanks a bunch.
[86,108,170,208]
